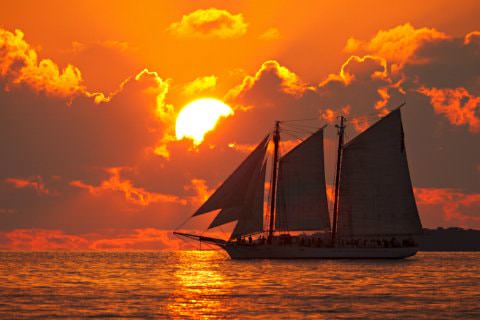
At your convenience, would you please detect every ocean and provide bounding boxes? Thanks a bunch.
[0,251,478,319]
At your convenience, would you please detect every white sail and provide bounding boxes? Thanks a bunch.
[275,128,331,231]
[337,109,422,238]
[192,135,269,217]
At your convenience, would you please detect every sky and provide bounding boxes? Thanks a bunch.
[0,0,479,250]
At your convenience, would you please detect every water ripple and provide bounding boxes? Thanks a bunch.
[0,251,478,319]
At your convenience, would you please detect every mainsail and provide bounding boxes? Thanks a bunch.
[336,109,422,238]
[275,128,331,231]
[192,136,269,238]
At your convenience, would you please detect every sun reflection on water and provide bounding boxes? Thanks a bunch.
[166,250,232,319]
[1,252,479,318]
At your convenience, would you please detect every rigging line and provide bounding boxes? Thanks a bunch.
[348,114,379,122]
[283,130,308,136]
[281,132,305,142]
[281,122,325,130]
[281,126,322,134]
[280,132,307,139]
[281,123,321,130]
[281,117,320,122]
[281,128,313,135]
[174,211,194,231]
[281,126,318,134]
[282,132,308,140]
[282,135,305,143]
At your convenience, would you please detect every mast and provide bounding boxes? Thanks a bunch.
[268,121,280,241]
[331,115,346,245]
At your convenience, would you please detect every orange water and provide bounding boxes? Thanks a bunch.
[0,251,478,319]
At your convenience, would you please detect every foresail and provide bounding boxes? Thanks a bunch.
[275,128,331,231]
[208,161,266,238]
[230,161,267,239]
[192,135,269,217]
[208,207,242,229]
[337,109,422,238]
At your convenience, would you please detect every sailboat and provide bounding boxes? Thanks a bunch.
[174,106,423,259]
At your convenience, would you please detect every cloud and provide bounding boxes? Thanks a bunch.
[345,23,448,66]
[70,167,186,207]
[100,40,130,52]
[5,176,55,196]
[1,23,480,244]
[341,23,480,138]
[415,188,480,229]
[0,28,109,102]
[0,229,90,250]
[0,228,190,250]
[167,8,248,39]
[65,40,132,54]
[259,27,281,40]
[229,60,308,103]
[88,228,186,250]
[184,179,213,208]
[323,54,388,86]
[418,87,480,133]
[183,75,217,95]
[464,31,480,45]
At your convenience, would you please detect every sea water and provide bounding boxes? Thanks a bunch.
[0,251,478,319]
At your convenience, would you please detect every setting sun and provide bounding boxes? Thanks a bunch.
[175,98,233,145]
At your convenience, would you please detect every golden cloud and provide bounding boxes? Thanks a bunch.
[0,29,83,97]
[321,55,388,87]
[229,60,308,100]
[345,23,448,65]
[184,179,213,208]
[70,167,186,207]
[183,75,217,95]
[167,8,248,39]
[135,68,174,121]
[418,87,480,133]
[0,28,110,102]
[259,27,281,40]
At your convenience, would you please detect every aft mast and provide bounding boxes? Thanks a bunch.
[331,115,346,245]
[268,121,280,241]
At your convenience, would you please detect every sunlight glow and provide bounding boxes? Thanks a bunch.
[175,98,233,145]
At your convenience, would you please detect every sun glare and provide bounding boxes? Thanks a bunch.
[175,98,233,145]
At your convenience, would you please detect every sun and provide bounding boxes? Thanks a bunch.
[175,98,233,145]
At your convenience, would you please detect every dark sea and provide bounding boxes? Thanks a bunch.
[0,251,478,319]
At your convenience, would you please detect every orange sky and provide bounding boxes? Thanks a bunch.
[0,1,479,249]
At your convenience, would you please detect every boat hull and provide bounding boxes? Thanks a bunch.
[222,244,418,259]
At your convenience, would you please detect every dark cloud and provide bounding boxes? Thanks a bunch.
[1,24,480,243]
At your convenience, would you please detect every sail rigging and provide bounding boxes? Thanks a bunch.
[336,109,422,238]
[275,127,330,231]
[174,106,423,260]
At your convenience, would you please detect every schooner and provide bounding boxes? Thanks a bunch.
[174,106,422,259]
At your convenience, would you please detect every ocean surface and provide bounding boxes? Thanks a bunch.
[0,251,478,319]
